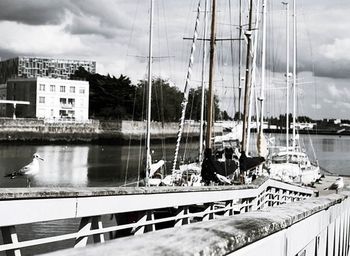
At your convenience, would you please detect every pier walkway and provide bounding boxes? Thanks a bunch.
[0,177,313,255]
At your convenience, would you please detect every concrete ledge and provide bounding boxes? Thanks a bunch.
[0,178,269,200]
[40,193,348,256]
[0,177,313,200]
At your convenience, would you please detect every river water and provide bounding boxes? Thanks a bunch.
[0,134,349,188]
[0,134,349,255]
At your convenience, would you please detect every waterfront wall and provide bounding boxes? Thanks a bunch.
[0,118,100,142]
[0,118,224,143]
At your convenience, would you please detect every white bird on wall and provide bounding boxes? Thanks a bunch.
[4,153,44,187]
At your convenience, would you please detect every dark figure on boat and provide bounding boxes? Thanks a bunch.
[201,148,238,185]
[239,151,265,182]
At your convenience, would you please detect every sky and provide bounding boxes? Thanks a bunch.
[0,0,349,119]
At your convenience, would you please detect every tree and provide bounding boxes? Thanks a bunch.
[72,67,136,119]
[135,78,184,122]
[185,87,222,121]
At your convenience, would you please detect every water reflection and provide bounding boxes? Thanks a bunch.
[35,146,89,187]
[322,138,335,152]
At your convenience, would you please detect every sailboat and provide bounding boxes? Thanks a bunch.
[144,0,264,187]
[185,0,265,185]
[266,0,320,186]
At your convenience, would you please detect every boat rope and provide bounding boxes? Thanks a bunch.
[172,0,201,177]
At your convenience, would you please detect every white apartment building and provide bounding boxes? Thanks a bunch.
[36,77,89,121]
[6,77,89,121]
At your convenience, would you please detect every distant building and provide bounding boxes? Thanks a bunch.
[0,56,96,83]
[5,77,89,121]
[0,84,6,116]
[291,122,316,130]
[334,119,341,125]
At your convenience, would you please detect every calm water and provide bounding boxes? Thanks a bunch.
[0,143,198,188]
[0,134,349,255]
[1,134,348,189]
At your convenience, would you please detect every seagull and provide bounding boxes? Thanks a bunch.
[324,177,344,193]
[4,153,44,187]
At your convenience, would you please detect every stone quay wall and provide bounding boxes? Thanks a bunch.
[0,118,223,143]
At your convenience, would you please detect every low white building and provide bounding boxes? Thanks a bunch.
[291,122,316,130]
[5,77,89,121]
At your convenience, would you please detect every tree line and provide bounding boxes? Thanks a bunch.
[71,67,230,122]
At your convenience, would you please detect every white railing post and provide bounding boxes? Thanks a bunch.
[175,206,189,227]
[203,203,215,221]
[132,211,155,235]
[223,200,234,217]
[1,226,21,256]
[91,216,105,244]
[74,217,92,248]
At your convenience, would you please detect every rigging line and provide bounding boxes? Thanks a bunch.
[137,72,148,186]
[122,0,141,74]
[124,86,139,186]
[182,88,196,162]
[154,79,167,170]
[161,0,174,80]
[178,0,199,93]
[157,1,172,166]
[299,5,318,125]
[172,0,202,173]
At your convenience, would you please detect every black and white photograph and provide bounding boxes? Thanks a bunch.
[0,0,349,255]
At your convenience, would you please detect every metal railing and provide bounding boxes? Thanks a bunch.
[43,192,350,256]
[0,178,313,256]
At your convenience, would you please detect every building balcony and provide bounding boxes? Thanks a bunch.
[60,104,74,109]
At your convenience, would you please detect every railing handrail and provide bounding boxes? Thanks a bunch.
[0,177,313,200]
[39,192,350,256]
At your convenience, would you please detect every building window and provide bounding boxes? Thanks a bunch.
[79,88,85,94]
[39,96,45,103]
[68,110,75,119]
[60,86,65,92]
[59,110,67,117]
[68,98,75,107]
[60,98,67,105]
[70,86,75,93]
[50,85,56,92]
[39,84,45,91]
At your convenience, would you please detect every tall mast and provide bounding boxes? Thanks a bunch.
[292,0,297,149]
[260,0,267,133]
[282,1,290,160]
[205,0,217,150]
[199,0,208,162]
[238,0,242,120]
[246,0,260,154]
[145,0,154,186]
[241,0,254,153]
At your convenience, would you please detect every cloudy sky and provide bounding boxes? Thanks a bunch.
[0,0,349,119]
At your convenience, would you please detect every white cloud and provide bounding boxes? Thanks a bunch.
[339,102,350,109]
[327,83,342,98]
[323,98,332,104]
[0,21,88,56]
[319,38,350,61]
[311,104,322,109]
